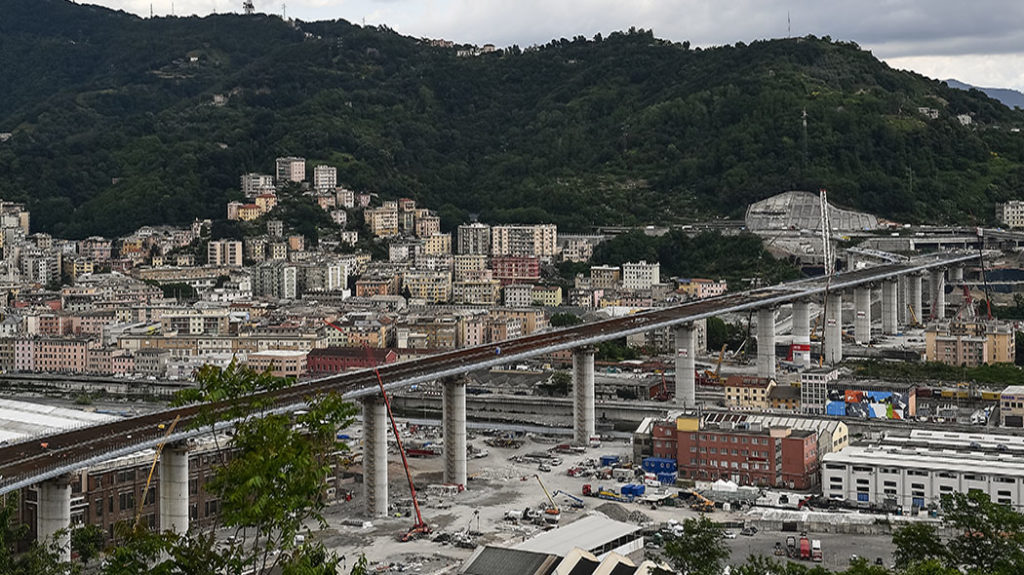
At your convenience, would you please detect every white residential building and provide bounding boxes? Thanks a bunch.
[621,261,660,290]
[313,165,337,190]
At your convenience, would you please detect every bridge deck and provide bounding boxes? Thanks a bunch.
[0,253,976,494]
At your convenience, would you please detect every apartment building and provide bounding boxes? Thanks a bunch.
[275,156,306,183]
[492,256,540,285]
[313,165,337,190]
[925,319,1015,366]
[457,223,492,256]
[622,261,660,290]
[207,240,243,267]
[490,224,557,259]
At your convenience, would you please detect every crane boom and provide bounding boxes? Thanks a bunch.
[136,414,181,526]
[535,474,559,513]
[325,320,430,541]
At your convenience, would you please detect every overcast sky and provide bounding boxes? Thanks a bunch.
[86,0,1024,91]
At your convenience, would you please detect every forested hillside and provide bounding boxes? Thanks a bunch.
[2,0,1023,238]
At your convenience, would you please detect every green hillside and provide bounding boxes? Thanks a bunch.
[1,0,1023,238]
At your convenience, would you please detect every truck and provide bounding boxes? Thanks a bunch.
[786,536,797,558]
[799,535,811,560]
[811,540,822,562]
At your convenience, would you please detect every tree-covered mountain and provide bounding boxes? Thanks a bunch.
[2,0,1023,239]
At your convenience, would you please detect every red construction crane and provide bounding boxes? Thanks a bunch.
[324,321,430,541]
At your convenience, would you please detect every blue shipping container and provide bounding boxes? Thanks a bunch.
[657,472,677,485]
[600,455,620,467]
[642,457,678,473]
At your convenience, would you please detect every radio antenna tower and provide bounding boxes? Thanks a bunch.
[243,0,254,14]
[281,2,286,19]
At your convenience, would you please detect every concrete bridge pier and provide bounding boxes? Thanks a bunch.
[442,376,468,487]
[159,441,190,535]
[897,276,909,326]
[854,286,872,345]
[756,308,776,379]
[572,346,596,446]
[824,292,843,365]
[949,266,965,284]
[930,268,946,320]
[908,274,923,325]
[362,396,388,517]
[881,280,898,335]
[37,474,73,562]
[673,325,696,408]
[791,300,811,369]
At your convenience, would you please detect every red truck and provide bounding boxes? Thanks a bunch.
[799,535,811,560]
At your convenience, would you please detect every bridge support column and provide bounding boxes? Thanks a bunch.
[909,274,923,326]
[949,266,964,284]
[897,276,908,326]
[824,292,843,365]
[573,346,596,446]
[159,441,189,535]
[362,397,388,517]
[756,308,776,379]
[930,268,946,320]
[792,301,811,369]
[37,474,72,562]
[673,325,696,408]
[881,280,898,335]
[854,286,871,345]
[443,377,468,487]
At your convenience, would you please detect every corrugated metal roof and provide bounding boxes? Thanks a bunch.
[0,399,116,442]
[461,546,558,575]
[514,515,640,556]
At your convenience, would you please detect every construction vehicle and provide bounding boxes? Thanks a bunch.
[811,539,822,562]
[327,324,431,542]
[136,415,181,527]
[907,303,920,327]
[534,474,560,524]
[683,489,715,512]
[552,490,585,509]
[582,484,634,503]
[799,534,811,560]
[700,344,727,385]
[786,535,797,558]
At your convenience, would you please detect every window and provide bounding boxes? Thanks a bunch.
[884,481,896,487]
[94,498,103,518]
[118,492,135,512]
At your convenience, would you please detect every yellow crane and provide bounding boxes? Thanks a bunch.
[534,474,560,523]
[136,415,181,527]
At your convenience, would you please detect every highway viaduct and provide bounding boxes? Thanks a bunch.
[0,252,976,559]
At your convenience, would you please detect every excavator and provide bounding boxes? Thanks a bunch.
[325,321,431,542]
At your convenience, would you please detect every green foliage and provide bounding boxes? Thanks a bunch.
[659,516,729,575]
[939,491,1024,575]
[850,359,1024,385]
[69,524,104,566]
[706,316,748,352]
[538,370,572,396]
[892,523,946,569]
[101,361,362,575]
[2,4,1023,238]
[591,230,802,287]
[0,492,74,575]
[550,312,583,327]
[595,338,641,361]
